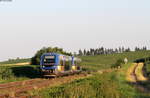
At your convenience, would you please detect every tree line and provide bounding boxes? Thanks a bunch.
[31,46,148,65]
[78,46,147,56]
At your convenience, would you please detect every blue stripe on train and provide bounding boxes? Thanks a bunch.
[41,66,57,70]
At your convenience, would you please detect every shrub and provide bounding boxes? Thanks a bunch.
[0,67,14,80]
[111,59,124,68]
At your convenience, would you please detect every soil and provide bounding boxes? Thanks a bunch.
[6,62,30,66]
[0,73,88,98]
[127,63,150,93]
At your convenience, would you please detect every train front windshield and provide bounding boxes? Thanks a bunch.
[43,55,55,65]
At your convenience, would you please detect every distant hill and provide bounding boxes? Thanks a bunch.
[0,58,31,65]
[80,50,150,71]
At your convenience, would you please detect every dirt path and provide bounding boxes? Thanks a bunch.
[126,63,150,93]
[126,63,138,82]
[5,62,30,66]
[0,74,88,98]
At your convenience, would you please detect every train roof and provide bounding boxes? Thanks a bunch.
[43,52,59,55]
[42,52,72,57]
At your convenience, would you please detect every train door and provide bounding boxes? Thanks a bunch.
[75,58,81,70]
[64,56,72,71]
[58,56,64,71]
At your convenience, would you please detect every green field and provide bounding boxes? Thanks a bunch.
[0,58,30,64]
[0,58,41,83]
[80,50,150,71]
[31,64,135,98]
[0,58,40,83]
[0,65,40,83]
[32,63,150,98]
[29,51,150,98]
[0,51,150,97]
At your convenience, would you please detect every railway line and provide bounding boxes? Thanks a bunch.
[0,78,42,89]
[0,73,87,98]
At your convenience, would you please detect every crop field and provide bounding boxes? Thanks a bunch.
[28,51,150,98]
[80,50,150,71]
[0,58,30,65]
[0,51,150,97]
[31,63,149,98]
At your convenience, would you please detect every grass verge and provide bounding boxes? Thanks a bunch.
[30,63,140,98]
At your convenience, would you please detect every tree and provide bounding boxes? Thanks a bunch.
[115,48,118,53]
[83,49,87,56]
[125,47,131,52]
[73,52,77,56]
[101,47,104,54]
[90,48,93,55]
[111,59,124,68]
[143,46,147,51]
[119,47,122,53]
[122,47,125,52]
[135,47,138,51]
[31,47,72,65]
[86,50,90,55]
[78,49,83,56]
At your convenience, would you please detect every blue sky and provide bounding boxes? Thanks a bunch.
[0,0,150,61]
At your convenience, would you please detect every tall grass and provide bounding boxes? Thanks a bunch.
[31,63,150,98]
[146,62,150,77]
[0,65,40,83]
[0,66,14,80]
[31,64,138,98]
[33,73,121,98]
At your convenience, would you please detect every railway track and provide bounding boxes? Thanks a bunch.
[0,78,43,89]
[0,73,87,98]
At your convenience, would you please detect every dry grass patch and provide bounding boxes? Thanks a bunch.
[6,62,30,66]
[126,63,137,82]
[135,63,148,81]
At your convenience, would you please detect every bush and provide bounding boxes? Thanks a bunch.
[0,67,14,80]
[31,47,72,65]
[111,59,124,68]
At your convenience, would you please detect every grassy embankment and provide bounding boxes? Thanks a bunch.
[138,61,150,95]
[30,63,136,98]
[0,58,41,83]
[146,59,150,78]
[29,51,150,98]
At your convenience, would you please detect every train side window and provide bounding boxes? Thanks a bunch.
[59,57,65,66]
[63,60,65,66]
[60,59,63,66]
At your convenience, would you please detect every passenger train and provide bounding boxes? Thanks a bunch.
[40,53,81,77]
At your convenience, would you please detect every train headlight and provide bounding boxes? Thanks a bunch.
[72,66,76,70]
[57,66,62,71]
